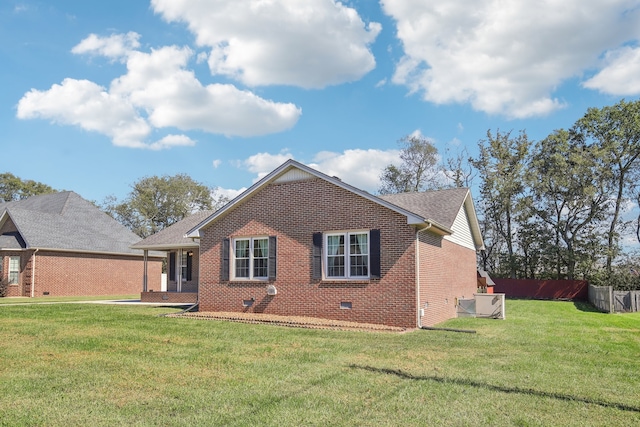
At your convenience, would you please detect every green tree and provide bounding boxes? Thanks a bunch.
[0,172,57,202]
[379,135,441,194]
[573,99,640,272]
[525,130,610,279]
[441,146,475,188]
[471,130,530,278]
[102,174,228,238]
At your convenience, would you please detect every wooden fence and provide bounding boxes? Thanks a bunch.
[588,285,640,313]
[493,279,588,300]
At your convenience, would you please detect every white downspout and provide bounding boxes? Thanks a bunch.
[415,223,432,328]
[31,248,39,298]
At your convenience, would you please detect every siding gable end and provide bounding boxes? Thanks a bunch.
[444,204,475,250]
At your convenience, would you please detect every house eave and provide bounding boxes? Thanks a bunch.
[130,242,197,251]
[21,247,164,258]
[414,220,452,236]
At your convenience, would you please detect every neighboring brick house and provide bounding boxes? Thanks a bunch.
[0,191,162,298]
[132,210,215,304]
[186,160,484,328]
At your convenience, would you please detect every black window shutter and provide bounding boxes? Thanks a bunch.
[268,236,277,280]
[168,252,176,281]
[370,229,381,279]
[221,238,230,281]
[312,232,323,280]
[186,251,193,281]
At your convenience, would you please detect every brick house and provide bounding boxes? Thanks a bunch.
[186,160,484,328]
[0,191,162,298]
[132,210,215,304]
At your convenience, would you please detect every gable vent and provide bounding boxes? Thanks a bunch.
[274,168,315,183]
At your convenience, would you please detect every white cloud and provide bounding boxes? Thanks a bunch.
[146,134,196,150]
[112,45,301,137]
[242,151,295,181]
[381,0,640,118]
[217,187,247,201]
[583,45,640,95]
[309,148,401,193]
[16,78,151,148]
[408,129,425,139]
[151,0,380,88]
[71,32,141,61]
[234,148,400,193]
[212,159,222,169]
[16,34,302,148]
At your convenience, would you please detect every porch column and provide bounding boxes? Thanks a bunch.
[143,250,148,292]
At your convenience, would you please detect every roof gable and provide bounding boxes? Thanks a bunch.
[187,160,484,241]
[378,188,470,230]
[380,188,484,250]
[0,192,146,255]
[187,160,436,237]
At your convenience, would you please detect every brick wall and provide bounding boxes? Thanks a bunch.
[1,251,28,297]
[198,177,479,328]
[199,178,419,328]
[0,250,162,297]
[141,291,197,303]
[0,213,162,297]
[33,251,163,297]
[418,232,478,326]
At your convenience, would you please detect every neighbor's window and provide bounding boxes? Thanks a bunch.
[8,256,20,285]
[325,231,369,279]
[233,237,269,279]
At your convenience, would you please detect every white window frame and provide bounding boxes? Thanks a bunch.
[180,251,188,282]
[324,231,370,279]
[8,256,20,285]
[232,237,269,280]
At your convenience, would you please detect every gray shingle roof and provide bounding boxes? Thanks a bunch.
[377,187,470,229]
[131,210,216,250]
[0,191,146,255]
[0,232,24,249]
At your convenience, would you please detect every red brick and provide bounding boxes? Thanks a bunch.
[197,177,478,328]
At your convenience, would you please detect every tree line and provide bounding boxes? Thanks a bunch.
[379,99,640,288]
[3,99,640,288]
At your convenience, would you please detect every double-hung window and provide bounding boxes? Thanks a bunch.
[325,231,369,279]
[233,237,270,280]
[8,256,19,285]
[181,252,189,282]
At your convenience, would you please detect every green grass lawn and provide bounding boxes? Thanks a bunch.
[0,295,138,304]
[0,300,638,426]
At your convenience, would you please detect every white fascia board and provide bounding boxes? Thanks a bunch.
[130,242,196,251]
[26,247,164,258]
[462,192,485,250]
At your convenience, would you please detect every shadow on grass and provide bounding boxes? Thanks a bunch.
[350,365,640,413]
[573,301,603,313]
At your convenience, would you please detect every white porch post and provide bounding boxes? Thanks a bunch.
[143,250,148,292]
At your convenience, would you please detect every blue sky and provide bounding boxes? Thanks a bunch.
[2,0,639,217]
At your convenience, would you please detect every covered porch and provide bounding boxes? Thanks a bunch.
[131,210,214,303]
